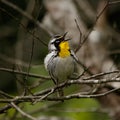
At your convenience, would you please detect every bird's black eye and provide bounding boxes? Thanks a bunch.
[53,39,61,51]
[51,35,64,50]
[54,39,61,48]
[55,39,60,44]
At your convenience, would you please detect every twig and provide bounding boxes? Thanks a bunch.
[0,91,13,99]
[0,53,29,67]
[33,88,55,104]
[76,0,110,52]
[0,68,119,98]
[72,2,109,79]
[83,70,120,80]
[0,67,120,97]
[0,104,13,114]
[74,19,82,53]
[2,0,52,34]
[11,102,37,120]
[26,32,35,79]
[0,67,50,79]
[23,31,35,95]
[0,0,51,46]
[68,77,120,85]
[0,87,119,103]
[46,87,120,101]
[34,76,120,96]
[96,0,109,20]
[0,85,119,114]
[76,60,93,75]
[109,1,120,5]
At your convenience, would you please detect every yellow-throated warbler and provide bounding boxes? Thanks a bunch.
[44,32,82,97]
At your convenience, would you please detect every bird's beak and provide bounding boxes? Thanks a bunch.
[63,32,68,38]
[62,32,71,41]
[64,38,71,41]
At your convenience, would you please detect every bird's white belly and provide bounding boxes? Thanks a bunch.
[53,56,74,82]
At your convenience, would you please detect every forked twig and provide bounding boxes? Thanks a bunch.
[75,0,110,52]
[74,19,82,53]
[0,7,48,46]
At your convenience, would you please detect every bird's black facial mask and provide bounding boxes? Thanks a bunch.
[51,32,69,51]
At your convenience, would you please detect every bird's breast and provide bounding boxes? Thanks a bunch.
[53,56,75,81]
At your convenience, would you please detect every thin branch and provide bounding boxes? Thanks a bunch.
[0,67,50,79]
[0,53,29,67]
[83,70,120,80]
[0,85,119,114]
[0,91,13,99]
[33,76,120,97]
[74,19,82,53]
[109,1,120,5]
[76,0,110,52]
[0,104,13,114]
[0,67,120,95]
[23,32,35,95]
[76,60,93,75]
[26,32,35,79]
[33,88,55,104]
[0,67,120,97]
[0,0,50,46]
[96,0,109,20]
[68,77,120,85]
[46,87,120,101]
[0,75,119,105]
[11,102,37,120]
[0,87,119,103]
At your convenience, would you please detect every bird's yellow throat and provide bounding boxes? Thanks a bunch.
[59,41,70,58]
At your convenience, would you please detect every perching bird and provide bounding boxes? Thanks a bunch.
[44,32,83,97]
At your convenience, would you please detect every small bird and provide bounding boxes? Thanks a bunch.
[44,32,81,97]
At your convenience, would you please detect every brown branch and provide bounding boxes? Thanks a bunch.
[11,102,37,120]
[74,19,82,53]
[0,67,119,90]
[0,0,51,46]
[47,87,120,101]
[96,0,109,20]
[0,53,29,67]
[83,70,120,80]
[0,7,48,47]
[109,1,120,5]
[0,80,120,113]
[0,87,119,103]
[0,67,120,95]
[70,1,111,80]
[75,0,110,52]
[68,77,120,85]
[0,104,13,114]
[23,32,35,95]
[0,67,50,79]
[0,91,13,99]
[2,67,118,85]
[34,75,120,97]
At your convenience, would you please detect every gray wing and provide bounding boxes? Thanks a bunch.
[46,53,58,84]
[70,50,85,78]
